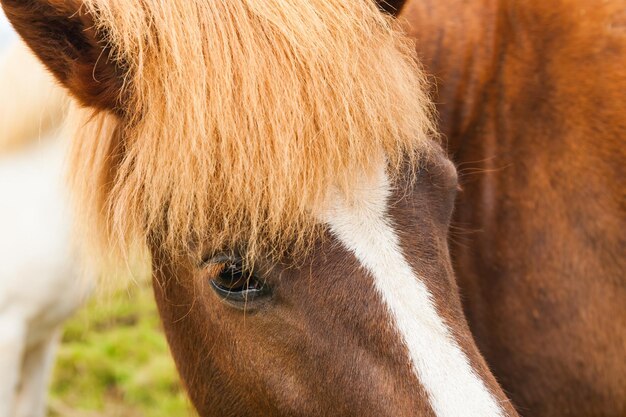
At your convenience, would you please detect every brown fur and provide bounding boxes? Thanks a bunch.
[3,0,532,417]
[400,0,626,415]
[7,0,621,415]
[152,150,518,417]
[2,1,520,416]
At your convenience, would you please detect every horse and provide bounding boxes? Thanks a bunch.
[0,40,90,417]
[2,0,517,417]
[390,0,625,415]
[2,0,525,416]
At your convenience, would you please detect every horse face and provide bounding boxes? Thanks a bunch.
[149,150,478,417]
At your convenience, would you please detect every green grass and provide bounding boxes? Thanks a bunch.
[49,284,196,417]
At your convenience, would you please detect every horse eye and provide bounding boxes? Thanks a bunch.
[207,256,270,305]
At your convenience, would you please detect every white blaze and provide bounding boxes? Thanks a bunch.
[318,167,506,417]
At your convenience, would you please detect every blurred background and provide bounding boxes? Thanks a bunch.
[0,11,194,417]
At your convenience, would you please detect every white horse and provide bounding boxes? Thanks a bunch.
[0,40,90,417]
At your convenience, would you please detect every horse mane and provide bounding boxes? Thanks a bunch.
[69,0,437,262]
[0,41,67,154]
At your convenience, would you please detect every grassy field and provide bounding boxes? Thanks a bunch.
[48,283,196,417]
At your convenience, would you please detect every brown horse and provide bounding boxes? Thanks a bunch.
[2,1,623,417]
[2,0,521,416]
[391,0,626,416]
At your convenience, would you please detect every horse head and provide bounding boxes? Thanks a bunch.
[2,1,518,416]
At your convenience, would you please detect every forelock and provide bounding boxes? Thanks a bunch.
[68,0,437,264]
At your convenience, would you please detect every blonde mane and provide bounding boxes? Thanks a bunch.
[69,0,437,262]
[0,41,67,153]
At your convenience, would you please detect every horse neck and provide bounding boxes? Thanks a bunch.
[401,0,625,220]
[399,0,501,147]
[401,0,625,163]
[402,1,626,391]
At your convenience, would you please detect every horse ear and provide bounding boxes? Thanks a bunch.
[1,0,124,113]
[377,0,407,15]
